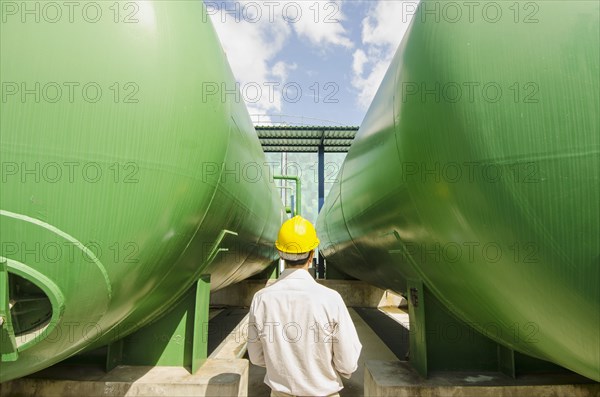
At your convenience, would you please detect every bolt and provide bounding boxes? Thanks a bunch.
[0,316,4,326]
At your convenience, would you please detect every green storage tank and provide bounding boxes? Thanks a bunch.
[0,1,283,381]
[318,1,599,381]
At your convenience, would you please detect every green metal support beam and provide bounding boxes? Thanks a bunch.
[192,275,211,374]
[114,274,211,373]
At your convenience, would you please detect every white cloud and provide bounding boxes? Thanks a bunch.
[289,0,353,49]
[352,49,368,76]
[352,56,391,109]
[211,18,289,84]
[272,61,298,82]
[362,1,417,48]
[209,1,290,116]
[207,0,354,120]
[351,1,420,109]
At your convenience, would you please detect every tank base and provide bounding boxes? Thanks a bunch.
[0,359,248,397]
[365,360,600,397]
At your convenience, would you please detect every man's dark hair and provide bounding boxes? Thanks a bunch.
[284,258,309,267]
[281,251,311,267]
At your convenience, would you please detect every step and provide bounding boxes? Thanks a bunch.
[364,360,600,397]
[1,359,248,397]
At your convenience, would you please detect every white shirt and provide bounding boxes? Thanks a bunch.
[247,268,362,396]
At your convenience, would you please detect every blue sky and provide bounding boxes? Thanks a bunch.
[206,1,418,127]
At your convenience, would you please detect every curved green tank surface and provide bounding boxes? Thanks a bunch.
[317,1,599,381]
[0,1,283,381]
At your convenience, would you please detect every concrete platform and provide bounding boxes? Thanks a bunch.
[209,313,249,360]
[377,305,410,329]
[353,307,409,362]
[1,307,252,397]
[364,360,600,397]
[0,359,248,397]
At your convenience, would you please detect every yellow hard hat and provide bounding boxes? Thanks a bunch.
[275,215,320,254]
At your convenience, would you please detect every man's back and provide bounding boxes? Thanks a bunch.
[248,269,362,396]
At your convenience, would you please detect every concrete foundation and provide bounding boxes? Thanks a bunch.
[364,360,600,397]
[210,279,269,308]
[0,359,248,397]
[209,313,249,361]
[318,280,404,308]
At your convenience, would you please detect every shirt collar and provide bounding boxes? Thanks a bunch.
[278,268,315,281]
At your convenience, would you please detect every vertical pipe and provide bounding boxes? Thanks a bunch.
[290,195,296,217]
[317,136,325,278]
[296,177,301,216]
[317,133,326,279]
[318,135,325,211]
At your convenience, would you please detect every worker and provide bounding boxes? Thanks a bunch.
[247,215,362,397]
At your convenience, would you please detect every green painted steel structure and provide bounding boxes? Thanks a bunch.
[317,1,599,382]
[0,1,283,382]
